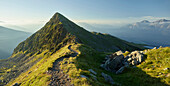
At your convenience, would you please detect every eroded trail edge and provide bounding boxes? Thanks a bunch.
[48,45,78,86]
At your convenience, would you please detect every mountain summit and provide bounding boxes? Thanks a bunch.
[154,19,170,23]
[14,12,143,56]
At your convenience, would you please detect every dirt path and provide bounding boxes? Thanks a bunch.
[48,45,78,86]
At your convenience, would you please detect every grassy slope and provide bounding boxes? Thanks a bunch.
[60,45,170,86]
[5,44,170,86]
[7,45,72,86]
[59,13,145,52]
[138,47,170,85]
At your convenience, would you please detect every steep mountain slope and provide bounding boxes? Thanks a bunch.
[13,13,143,56]
[0,13,145,86]
[0,26,30,59]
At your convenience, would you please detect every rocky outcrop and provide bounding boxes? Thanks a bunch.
[101,50,145,74]
[126,51,144,65]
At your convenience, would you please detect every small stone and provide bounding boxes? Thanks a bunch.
[116,66,125,74]
[88,69,97,75]
[127,58,132,62]
[159,46,163,49]
[100,64,105,68]
[90,74,97,80]
[159,72,163,75]
[132,60,138,65]
[153,47,157,49]
[115,50,123,55]
[80,75,88,79]
[12,83,20,86]
[163,68,169,70]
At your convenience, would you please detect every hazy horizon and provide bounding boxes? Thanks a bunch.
[0,0,170,32]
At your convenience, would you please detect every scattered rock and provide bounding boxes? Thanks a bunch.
[163,68,169,70]
[28,71,32,74]
[80,75,88,79]
[115,50,123,55]
[100,64,105,68]
[116,66,125,74]
[153,47,157,49]
[159,72,163,75]
[101,72,114,85]
[90,74,97,80]
[127,58,132,62]
[132,60,138,65]
[88,69,97,75]
[12,83,20,86]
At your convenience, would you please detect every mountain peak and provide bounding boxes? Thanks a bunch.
[53,12,63,19]
[154,19,170,23]
[51,12,70,23]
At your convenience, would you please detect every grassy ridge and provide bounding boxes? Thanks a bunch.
[60,45,169,86]
[4,44,170,86]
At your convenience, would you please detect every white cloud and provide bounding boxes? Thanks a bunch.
[128,16,170,22]
[73,16,170,27]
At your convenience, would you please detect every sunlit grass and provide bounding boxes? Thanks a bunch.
[7,45,71,86]
[138,47,170,85]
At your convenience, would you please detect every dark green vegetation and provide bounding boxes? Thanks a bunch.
[0,26,30,59]
[0,13,169,86]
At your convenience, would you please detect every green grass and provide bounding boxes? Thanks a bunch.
[60,44,169,86]
[4,44,169,86]
[138,47,170,85]
[7,45,71,86]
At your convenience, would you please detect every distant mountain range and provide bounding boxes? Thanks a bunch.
[128,19,170,30]
[118,19,170,46]
[0,26,31,59]
[80,19,170,47]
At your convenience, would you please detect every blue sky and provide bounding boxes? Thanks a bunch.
[0,0,170,32]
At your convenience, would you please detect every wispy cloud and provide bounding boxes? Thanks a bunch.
[128,16,170,22]
[74,19,131,26]
[74,16,170,26]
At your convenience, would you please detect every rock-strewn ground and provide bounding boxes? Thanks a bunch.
[48,45,78,86]
[101,50,145,74]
